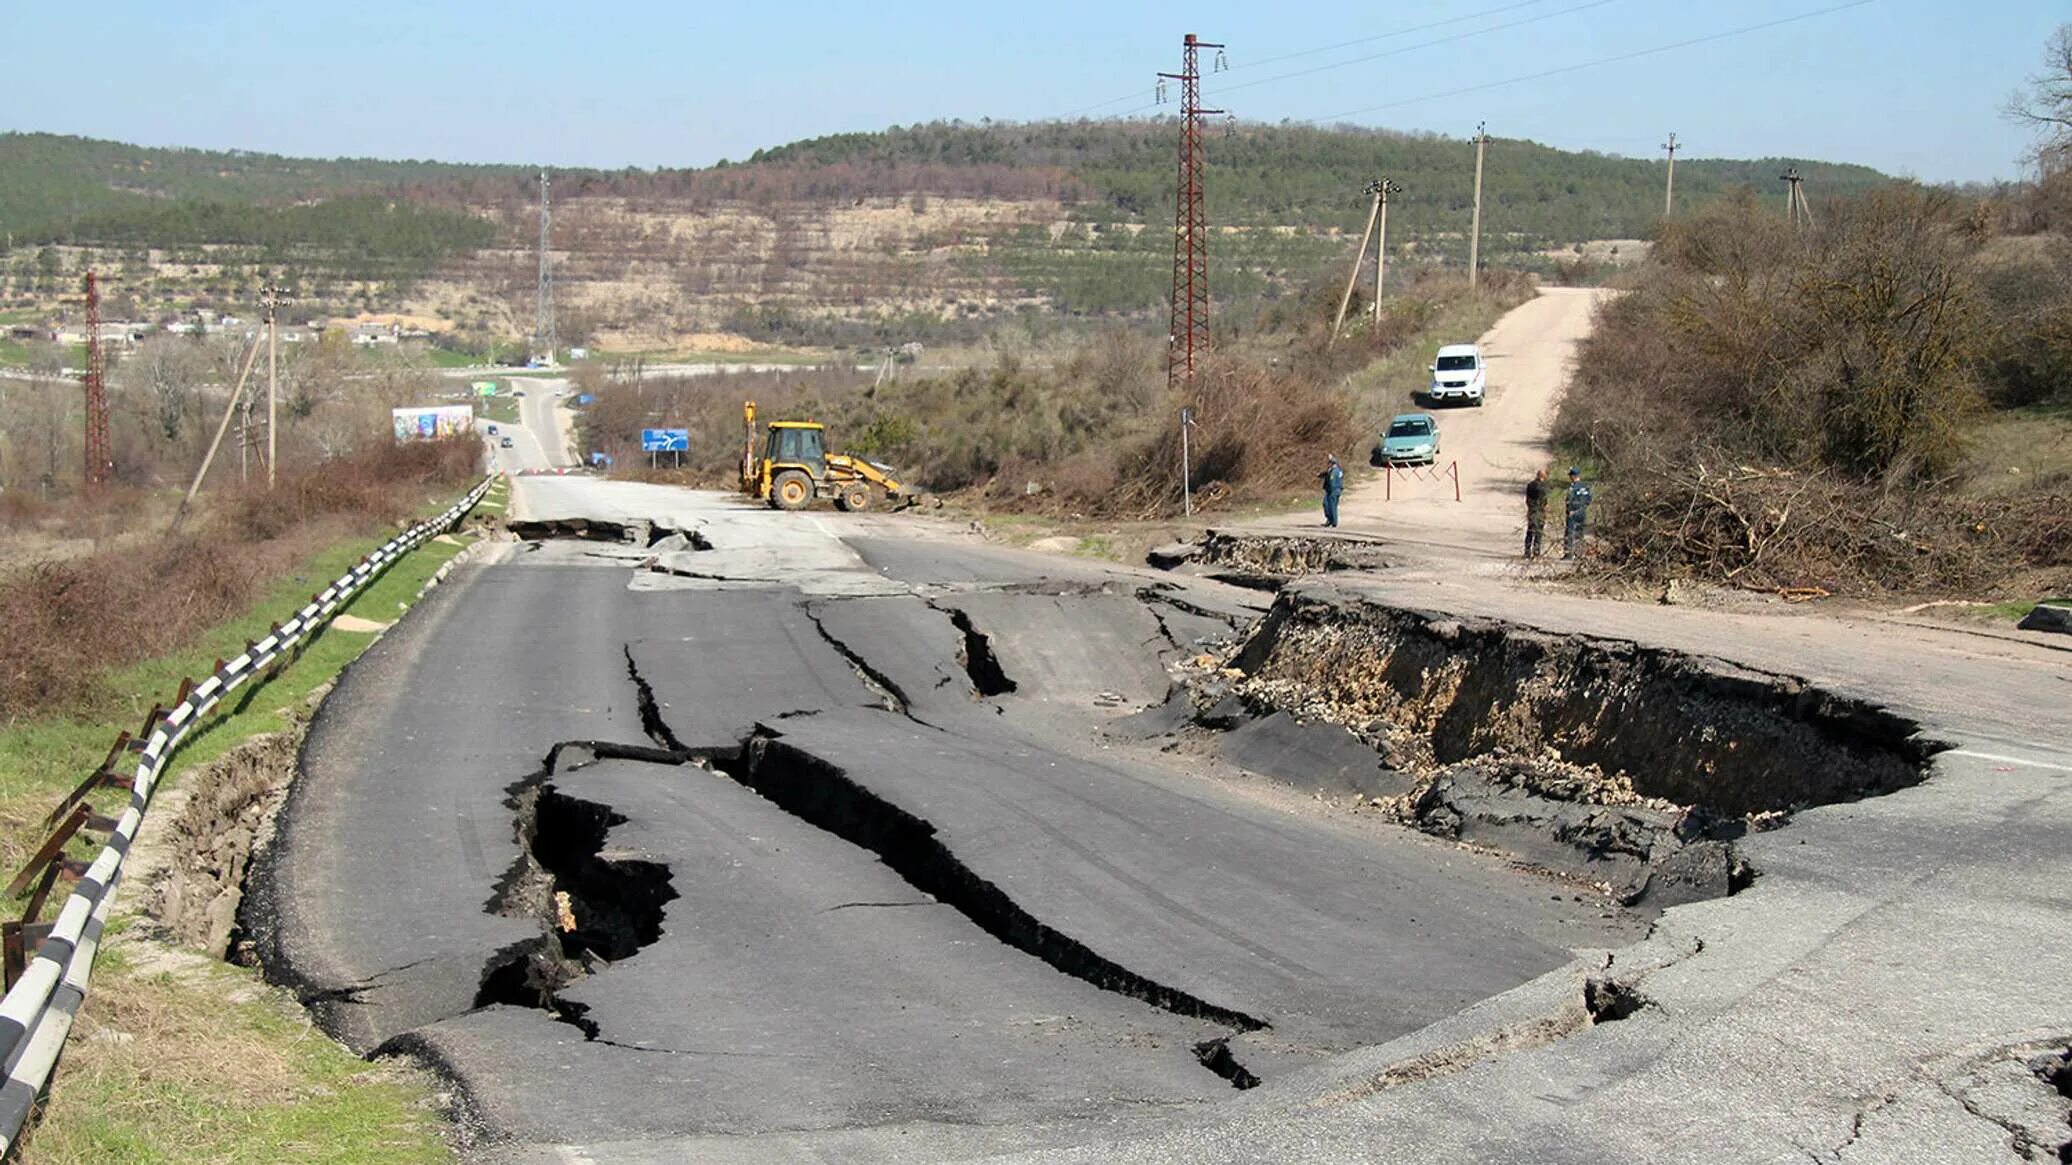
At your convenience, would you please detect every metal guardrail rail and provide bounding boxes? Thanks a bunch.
[0,475,495,1154]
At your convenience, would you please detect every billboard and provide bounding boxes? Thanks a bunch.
[392,405,476,441]
[641,428,690,452]
[471,380,499,397]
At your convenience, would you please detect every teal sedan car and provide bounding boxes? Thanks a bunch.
[1377,413,1440,466]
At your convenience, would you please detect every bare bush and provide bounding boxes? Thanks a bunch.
[0,438,479,722]
[1562,187,1987,484]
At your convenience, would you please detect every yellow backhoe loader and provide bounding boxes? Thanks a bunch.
[740,400,917,512]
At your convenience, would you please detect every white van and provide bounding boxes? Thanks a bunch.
[1428,344,1486,406]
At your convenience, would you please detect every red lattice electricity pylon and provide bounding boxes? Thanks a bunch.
[81,270,112,489]
[1162,33,1223,394]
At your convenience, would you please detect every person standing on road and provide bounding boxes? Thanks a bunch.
[1524,468,1548,558]
[1563,467,1593,559]
[1320,454,1344,528]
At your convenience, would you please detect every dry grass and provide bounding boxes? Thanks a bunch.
[1558,187,2072,596]
[17,934,452,1165]
[583,272,1536,521]
[0,439,479,723]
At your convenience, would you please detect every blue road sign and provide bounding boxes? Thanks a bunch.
[642,428,690,453]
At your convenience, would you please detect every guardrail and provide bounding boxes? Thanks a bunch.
[0,474,495,1154]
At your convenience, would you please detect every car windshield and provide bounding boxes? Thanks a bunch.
[1436,354,1477,372]
[1387,419,1430,438]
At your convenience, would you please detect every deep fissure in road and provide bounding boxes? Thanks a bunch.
[707,727,1267,1033]
[475,743,682,1039]
[509,517,711,550]
[943,606,1018,696]
[1158,587,1945,909]
[801,605,923,718]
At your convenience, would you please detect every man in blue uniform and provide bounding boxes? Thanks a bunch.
[1563,467,1593,559]
[1320,454,1344,528]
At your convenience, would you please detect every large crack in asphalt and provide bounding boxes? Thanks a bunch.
[799,602,930,723]
[464,741,687,1043]
[940,603,1018,697]
[704,725,1268,1035]
[452,706,1268,1086]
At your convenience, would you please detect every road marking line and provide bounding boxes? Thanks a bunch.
[1946,749,2072,773]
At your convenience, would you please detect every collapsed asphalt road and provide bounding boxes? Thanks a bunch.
[246,479,2066,1163]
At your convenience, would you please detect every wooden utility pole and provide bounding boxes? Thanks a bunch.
[1468,123,1490,289]
[1330,181,1384,343]
[1372,178,1401,333]
[1662,132,1679,217]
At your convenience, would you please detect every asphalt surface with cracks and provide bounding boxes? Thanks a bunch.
[250,475,2072,1164]
[250,479,1645,1156]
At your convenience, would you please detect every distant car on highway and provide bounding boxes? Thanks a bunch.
[486,423,498,435]
[513,390,526,398]
[1427,343,1486,406]
[1377,413,1440,466]
[499,436,514,449]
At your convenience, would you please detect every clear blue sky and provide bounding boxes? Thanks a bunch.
[3,0,2061,182]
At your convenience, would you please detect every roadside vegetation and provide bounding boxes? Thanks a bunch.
[0,438,480,725]
[0,467,500,1164]
[586,270,1533,520]
[1555,182,2070,597]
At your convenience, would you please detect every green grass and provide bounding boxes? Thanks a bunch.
[416,346,477,369]
[1966,596,2070,622]
[22,947,451,1165]
[1,494,486,897]
[0,335,31,366]
[0,491,487,1164]
[1959,403,2072,496]
[1341,290,1523,434]
[479,396,519,425]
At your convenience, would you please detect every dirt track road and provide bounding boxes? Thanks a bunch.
[1331,286,1608,554]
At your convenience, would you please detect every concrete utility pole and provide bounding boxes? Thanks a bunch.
[261,283,287,488]
[535,170,556,364]
[1662,132,1679,217]
[1468,122,1490,289]
[174,336,264,528]
[1180,406,1196,517]
[1781,167,1815,229]
[1330,181,1384,343]
[1372,178,1401,333]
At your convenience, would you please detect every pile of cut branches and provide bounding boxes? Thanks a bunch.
[1594,446,2071,596]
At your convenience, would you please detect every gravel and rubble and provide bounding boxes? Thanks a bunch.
[1137,584,1938,910]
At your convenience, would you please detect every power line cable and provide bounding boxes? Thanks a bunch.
[1305,0,1876,124]
[1204,0,1619,102]
[1226,0,1551,74]
[1050,0,1572,120]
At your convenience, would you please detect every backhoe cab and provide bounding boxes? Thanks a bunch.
[740,400,915,513]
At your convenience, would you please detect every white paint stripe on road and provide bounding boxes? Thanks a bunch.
[1946,748,2072,773]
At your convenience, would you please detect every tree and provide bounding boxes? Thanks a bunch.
[2007,24,2072,173]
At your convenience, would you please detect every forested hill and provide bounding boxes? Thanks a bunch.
[740,120,1893,240]
[1,123,1898,345]
[6,122,1892,248]
[0,133,532,237]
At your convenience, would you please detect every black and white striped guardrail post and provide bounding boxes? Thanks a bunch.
[0,475,494,1153]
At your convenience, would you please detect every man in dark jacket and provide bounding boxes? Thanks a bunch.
[1563,467,1593,558]
[1523,468,1548,558]
[1320,454,1344,528]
